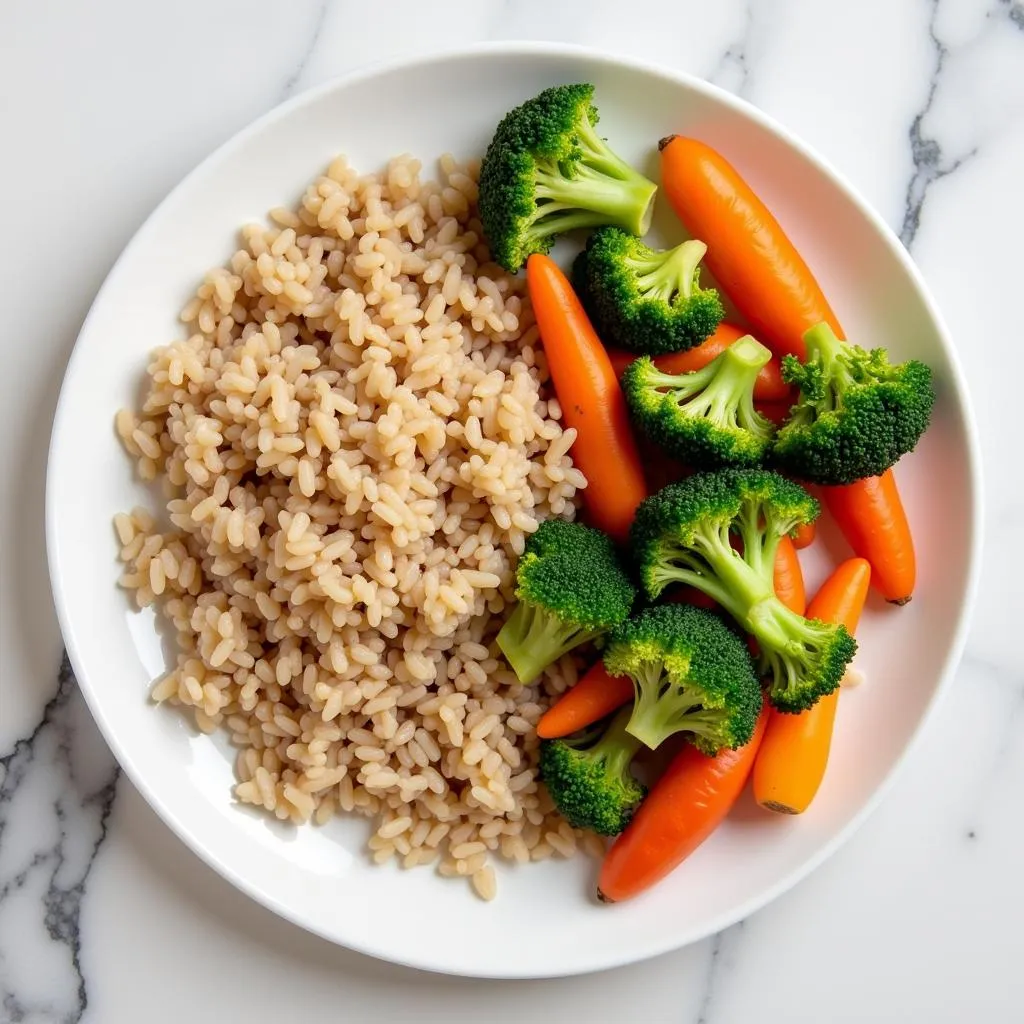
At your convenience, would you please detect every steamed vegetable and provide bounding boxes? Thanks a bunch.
[537,662,635,740]
[658,134,840,361]
[822,469,915,603]
[607,323,792,403]
[773,322,935,485]
[597,702,769,902]
[479,84,657,272]
[527,253,648,543]
[754,558,871,814]
[631,469,856,712]
[621,335,776,469]
[540,707,646,836]
[603,603,762,754]
[496,519,635,683]
[574,226,723,354]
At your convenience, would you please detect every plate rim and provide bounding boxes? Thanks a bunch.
[45,39,984,979]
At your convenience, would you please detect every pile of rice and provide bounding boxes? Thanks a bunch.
[114,152,601,901]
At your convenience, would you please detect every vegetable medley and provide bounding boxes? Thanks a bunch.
[479,84,936,902]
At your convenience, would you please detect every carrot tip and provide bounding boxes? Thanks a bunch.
[657,134,679,152]
[596,888,615,904]
[887,595,912,607]
[759,799,801,815]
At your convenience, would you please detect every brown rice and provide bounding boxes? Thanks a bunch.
[114,151,596,900]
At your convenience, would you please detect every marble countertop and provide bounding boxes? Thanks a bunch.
[2,0,1019,1020]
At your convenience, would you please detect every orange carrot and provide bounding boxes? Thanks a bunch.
[607,322,791,403]
[753,558,871,814]
[821,469,915,603]
[536,662,635,740]
[659,137,916,601]
[598,702,770,902]
[527,254,647,543]
[792,521,816,549]
[773,535,806,614]
[658,136,842,362]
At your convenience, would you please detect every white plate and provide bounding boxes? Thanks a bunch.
[46,43,982,978]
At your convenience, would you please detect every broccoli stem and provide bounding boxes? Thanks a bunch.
[624,658,712,749]
[625,239,708,303]
[593,706,647,778]
[496,598,601,683]
[648,334,772,431]
[532,161,656,239]
[801,322,855,411]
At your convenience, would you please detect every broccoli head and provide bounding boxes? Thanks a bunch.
[478,84,658,272]
[603,603,762,754]
[496,518,636,684]
[621,334,776,469]
[577,226,724,354]
[540,707,646,836]
[630,470,856,712]
[772,322,936,485]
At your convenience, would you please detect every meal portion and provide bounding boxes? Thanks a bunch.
[115,83,935,903]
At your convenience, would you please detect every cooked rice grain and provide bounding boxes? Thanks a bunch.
[115,153,592,901]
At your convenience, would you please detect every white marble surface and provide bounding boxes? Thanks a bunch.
[1,0,1020,1020]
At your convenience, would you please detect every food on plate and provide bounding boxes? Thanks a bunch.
[536,661,634,740]
[605,603,762,754]
[771,534,807,615]
[753,558,871,814]
[791,520,816,549]
[822,469,915,603]
[572,226,724,354]
[607,323,791,404]
[772,322,936,485]
[526,252,647,543]
[631,470,856,713]
[657,134,841,362]
[620,334,777,469]
[479,84,657,272]
[539,707,646,836]
[495,518,635,684]
[597,701,770,903]
[115,150,598,902]
[114,81,939,905]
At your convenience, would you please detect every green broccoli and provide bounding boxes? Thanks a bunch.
[577,226,724,354]
[620,335,776,469]
[630,469,856,713]
[772,321,935,485]
[603,603,762,754]
[478,84,658,272]
[540,707,646,836]
[496,518,636,684]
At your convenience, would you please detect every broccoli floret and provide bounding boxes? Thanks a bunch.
[603,603,762,754]
[772,322,936,485]
[621,335,776,469]
[577,227,724,354]
[540,707,646,836]
[630,469,856,712]
[496,519,636,683]
[478,84,657,272]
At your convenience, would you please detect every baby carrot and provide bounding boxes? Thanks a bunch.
[659,136,915,596]
[822,470,915,603]
[773,534,806,614]
[598,702,769,903]
[753,558,871,814]
[607,322,791,403]
[536,662,634,740]
[658,136,842,362]
[527,254,648,543]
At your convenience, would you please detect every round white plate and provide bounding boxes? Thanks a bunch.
[47,43,982,978]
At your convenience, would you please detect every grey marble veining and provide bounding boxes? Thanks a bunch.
[2,1,1021,1021]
